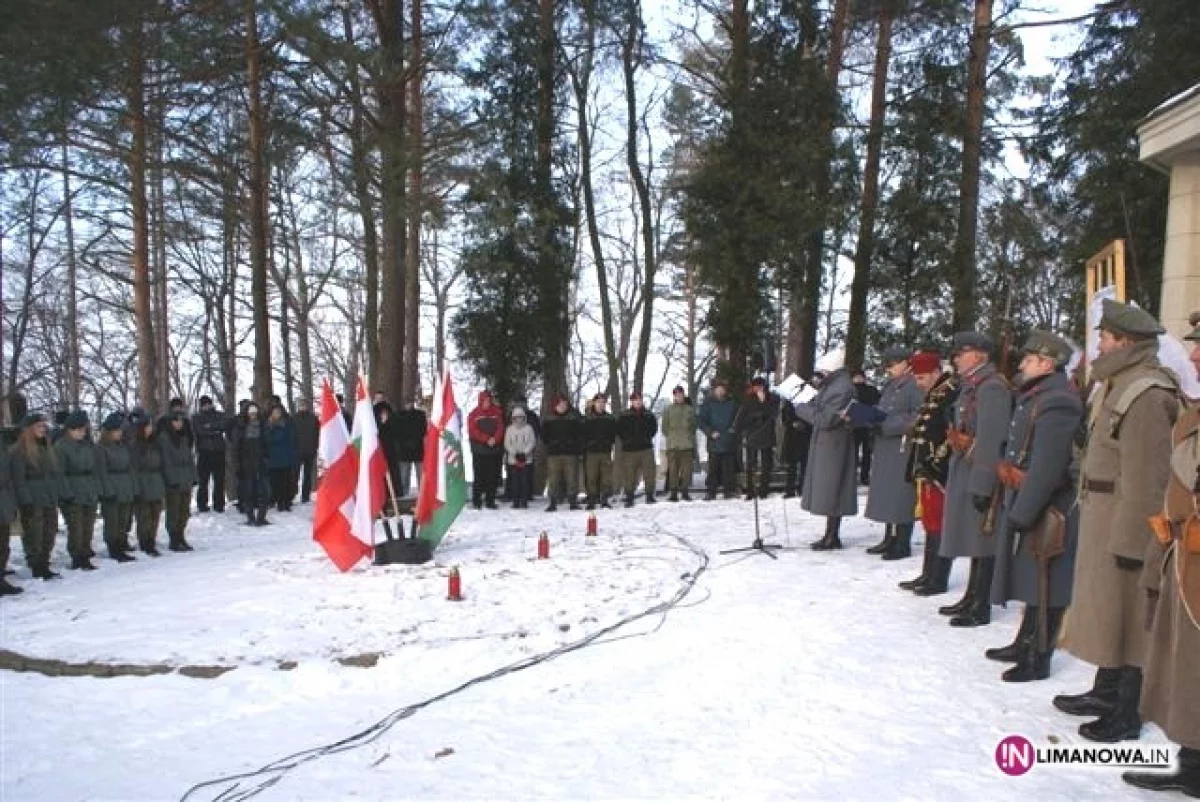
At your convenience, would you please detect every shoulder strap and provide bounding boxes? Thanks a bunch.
[1109,369,1179,441]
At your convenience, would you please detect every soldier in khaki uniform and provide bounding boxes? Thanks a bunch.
[617,392,657,507]
[661,386,696,502]
[581,394,616,510]
[1123,313,1200,795]
[541,395,582,512]
[1054,300,1178,743]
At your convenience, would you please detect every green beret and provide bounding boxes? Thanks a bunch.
[1020,330,1073,366]
[1097,299,1164,339]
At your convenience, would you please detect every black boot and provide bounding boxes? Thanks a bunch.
[986,605,1038,663]
[1079,666,1143,743]
[645,491,656,504]
[681,491,692,501]
[255,506,270,526]
[546,499,558,513]
[914,554,952,595]
[1123,747,1200,796]
[569,499,580,511]
[0,578,23,596]
[245,511,257,526]
[668,491,679,502]
[111,550,136,563]
[33,563,61,580]
[882,524,913,560]
[624,494,635,508]
[939,558,979,615]
[811,517,843,551]
[1053,667,1122,717]
[867,526,894,555]
[1001,607,1064,682]
[950,557,994,627]
[901,533,937,591]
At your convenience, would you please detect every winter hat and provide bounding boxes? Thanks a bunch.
[19,412,46,429]
[814,349,846,374]
[512,406,527,419]
[750,377,767,389]
[101,412,125,431]
[199,395,214,408]
[672,385,685,395]
[630,390,643,401]
[64,410,89,430]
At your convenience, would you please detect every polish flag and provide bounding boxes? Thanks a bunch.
[350,374,388,549]
[313,378,371,571]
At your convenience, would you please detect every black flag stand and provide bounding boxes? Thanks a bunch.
[720,492,783,559]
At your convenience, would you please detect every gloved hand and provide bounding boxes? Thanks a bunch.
[1115,555,1143,571]
[972,494,991,514]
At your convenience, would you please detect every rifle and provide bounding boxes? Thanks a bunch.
[982,280,1016,536]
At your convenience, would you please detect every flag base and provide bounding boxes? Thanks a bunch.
[374,537,433,566]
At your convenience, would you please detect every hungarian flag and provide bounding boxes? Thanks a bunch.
[312,378,372,571]
[350,375,388,549]
[415,369,468,549]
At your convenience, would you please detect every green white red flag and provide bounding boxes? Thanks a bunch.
[415,369,467,549]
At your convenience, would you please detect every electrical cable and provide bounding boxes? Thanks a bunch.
[180,525,709,802]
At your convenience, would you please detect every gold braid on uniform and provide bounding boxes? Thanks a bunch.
[905,372,959,489]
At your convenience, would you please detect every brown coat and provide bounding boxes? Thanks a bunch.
[1139,406,1200,749]
[1067,340,1178,669]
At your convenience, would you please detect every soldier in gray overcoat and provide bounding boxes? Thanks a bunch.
[939,331,1013,628]
[864,347,924,560]
[795,349,858,550]
[986,331,1083,683]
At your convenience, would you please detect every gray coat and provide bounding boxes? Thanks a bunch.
[864,374,922,524]
[990,371,1082,607]
[795,368,857,517]
[940,364,1013,559]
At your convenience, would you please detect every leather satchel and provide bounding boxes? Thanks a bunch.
[1028,507,1067,561]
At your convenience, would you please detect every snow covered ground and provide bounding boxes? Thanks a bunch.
[0,493,1166,801]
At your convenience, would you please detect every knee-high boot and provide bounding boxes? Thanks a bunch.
[1001,606,1064,682]
[882,523,913,560]
[939,558,979,615]
[950,556,994,627]
[986,604,1038,663]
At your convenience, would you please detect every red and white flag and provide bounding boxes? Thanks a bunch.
[313,378,372,571]
[350,374,388,548]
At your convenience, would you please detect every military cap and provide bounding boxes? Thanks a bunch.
[101,412,125,431]
[19,412,46,429]
[951,331,993,354]
[1185,311,1200,342]
[1020,330,1074,366]
[1096,299,1164,339]
[881,345,911,366]
[63,410,89,430]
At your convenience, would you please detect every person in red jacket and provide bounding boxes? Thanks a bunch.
[468,390,506,509]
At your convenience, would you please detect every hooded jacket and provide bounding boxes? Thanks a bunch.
[467,392,506,456]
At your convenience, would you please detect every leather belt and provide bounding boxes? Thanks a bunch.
[1082,478,1115,494]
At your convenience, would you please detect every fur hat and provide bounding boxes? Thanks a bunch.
[814,349,846,374]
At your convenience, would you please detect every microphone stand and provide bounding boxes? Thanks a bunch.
[721,385,785,560]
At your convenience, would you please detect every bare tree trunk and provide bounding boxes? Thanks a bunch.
[0,234,6,423]
[786,0,849,376]
[152,82,170,405]
[342,7,381,386]
[621,8,657,396]
[952,0,993,329]
[403,0,423,403]
[127,12,157,413]
[536,0,566,403]
[844,0,894,370]
[570,0,620,402]
[293,240,314,405]
[61,130,81,408]
[277,207,294,409]
[246,0,273,402]
[220,129,239,411]
[369,0,408,403]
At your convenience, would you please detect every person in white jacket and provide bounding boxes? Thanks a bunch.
[504,408,538,509]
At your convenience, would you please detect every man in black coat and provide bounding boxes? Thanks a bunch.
[292,397,320,504]
[738,377,780,499]
[192,396,233,512]
[395,399,427,498]
[852,370,881,484]
[780,399,812,498]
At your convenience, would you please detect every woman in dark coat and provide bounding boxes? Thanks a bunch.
[232,402,271,526]
[12,414,63,579]
[132,419,166,557]
[97,413,137,561]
